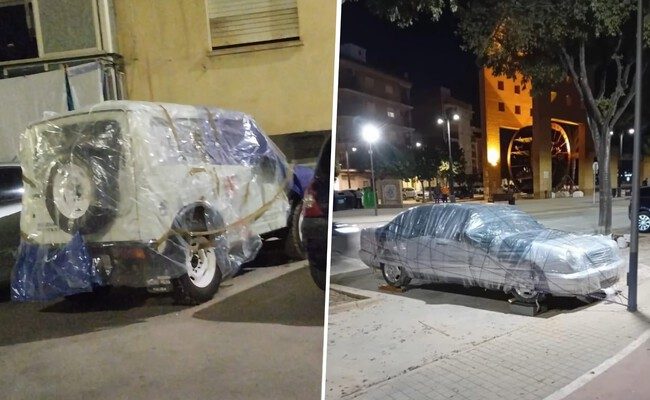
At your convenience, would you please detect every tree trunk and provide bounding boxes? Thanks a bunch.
[597,126,613,234]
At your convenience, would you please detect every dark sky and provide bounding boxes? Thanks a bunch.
[340,1,480,123]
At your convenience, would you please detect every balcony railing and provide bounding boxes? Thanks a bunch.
[0,52,125,100]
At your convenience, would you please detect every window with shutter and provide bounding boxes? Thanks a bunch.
[207,0,300,49]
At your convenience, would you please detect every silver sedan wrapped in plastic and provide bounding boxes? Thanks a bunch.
[13,101,290,304]
[359,204,622,302]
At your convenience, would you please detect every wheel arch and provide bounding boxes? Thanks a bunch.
[171,202,225,233]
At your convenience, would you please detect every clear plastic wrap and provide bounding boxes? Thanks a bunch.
[359,204,622,298]
[13,101,290,301]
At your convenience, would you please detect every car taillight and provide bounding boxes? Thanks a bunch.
[303,186,323,217]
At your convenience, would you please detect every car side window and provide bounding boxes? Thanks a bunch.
[148,118,184,164]
[434,207,469,241]
[173,118,212,163]
[400,207,431,239]
[387,214,405,238]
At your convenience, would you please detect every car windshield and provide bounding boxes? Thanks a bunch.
[465,206,543,249]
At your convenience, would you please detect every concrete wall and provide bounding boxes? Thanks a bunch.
[112,0,336,137]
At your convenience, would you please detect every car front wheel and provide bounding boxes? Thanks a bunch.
[638,211,650,233]
[511,287,546,303]
[381,263,411,287]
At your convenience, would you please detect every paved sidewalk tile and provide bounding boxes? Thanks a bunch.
[343,298,650,400]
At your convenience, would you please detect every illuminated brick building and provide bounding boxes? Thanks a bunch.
[479,67,621,198]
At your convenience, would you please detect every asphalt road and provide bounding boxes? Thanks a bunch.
[0,240,325,400]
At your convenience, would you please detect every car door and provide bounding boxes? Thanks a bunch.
[401,207,436,279]
[430,206,472,284]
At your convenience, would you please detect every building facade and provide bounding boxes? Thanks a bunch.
[113,0,336,163]
[479,67,621,198]
[0,0,336,164]
[413,86,483,176]
[336,44,415,190]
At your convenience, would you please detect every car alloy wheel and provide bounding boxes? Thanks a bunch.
[186,238,217,288]
[638,213,650,232]
[384,263,402,282]
[513,287,542,303]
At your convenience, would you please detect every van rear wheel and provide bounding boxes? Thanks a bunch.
[172,236,223,305]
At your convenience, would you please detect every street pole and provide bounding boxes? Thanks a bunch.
[627,0,642,313]
[619,133,623,197]
[345,148,351,189]
[369,142,378,216]
[446,118,455,203]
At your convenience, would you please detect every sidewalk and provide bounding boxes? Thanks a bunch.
[326,239,650,400]
[561,336,650,400]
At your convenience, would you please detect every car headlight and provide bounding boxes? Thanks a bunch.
[566,250,577,266]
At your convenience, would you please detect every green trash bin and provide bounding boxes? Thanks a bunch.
[362,187,376,208]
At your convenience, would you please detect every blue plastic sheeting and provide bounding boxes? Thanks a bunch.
[291,164,314,198]
[11,233,103,302]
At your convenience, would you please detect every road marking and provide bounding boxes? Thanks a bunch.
[543,328,650,400]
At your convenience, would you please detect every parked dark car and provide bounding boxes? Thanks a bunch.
[0,164,23,282]
[263,164,314,260]
[302,137,331,289]
[631,186,650,233]
[360,204,622,302]
[333,190,356,211]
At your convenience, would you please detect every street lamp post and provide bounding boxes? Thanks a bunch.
[344,146,357,189]
[362,124,380,216]
[437,112,460,203]
[627,0,643,313]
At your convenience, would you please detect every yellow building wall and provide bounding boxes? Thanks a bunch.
[481,68,533,194]
[112,0,336,135]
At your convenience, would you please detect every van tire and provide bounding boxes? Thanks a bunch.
[170,235,223,305]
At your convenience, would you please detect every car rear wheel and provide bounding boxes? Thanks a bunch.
[172,236,223,305]
[638,211,650,233]
[381,263,411,287]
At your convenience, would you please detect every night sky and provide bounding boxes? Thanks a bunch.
[340,0,480,124]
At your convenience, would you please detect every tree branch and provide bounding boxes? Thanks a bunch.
[598,36,623,101]
[578,41,604,128]
[597,71,607,101]
[611,63,648,128]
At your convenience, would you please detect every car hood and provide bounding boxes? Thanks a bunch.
[492,229,619,272]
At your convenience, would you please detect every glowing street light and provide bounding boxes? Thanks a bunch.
[362,123,380,216]
[415,141,422,148]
